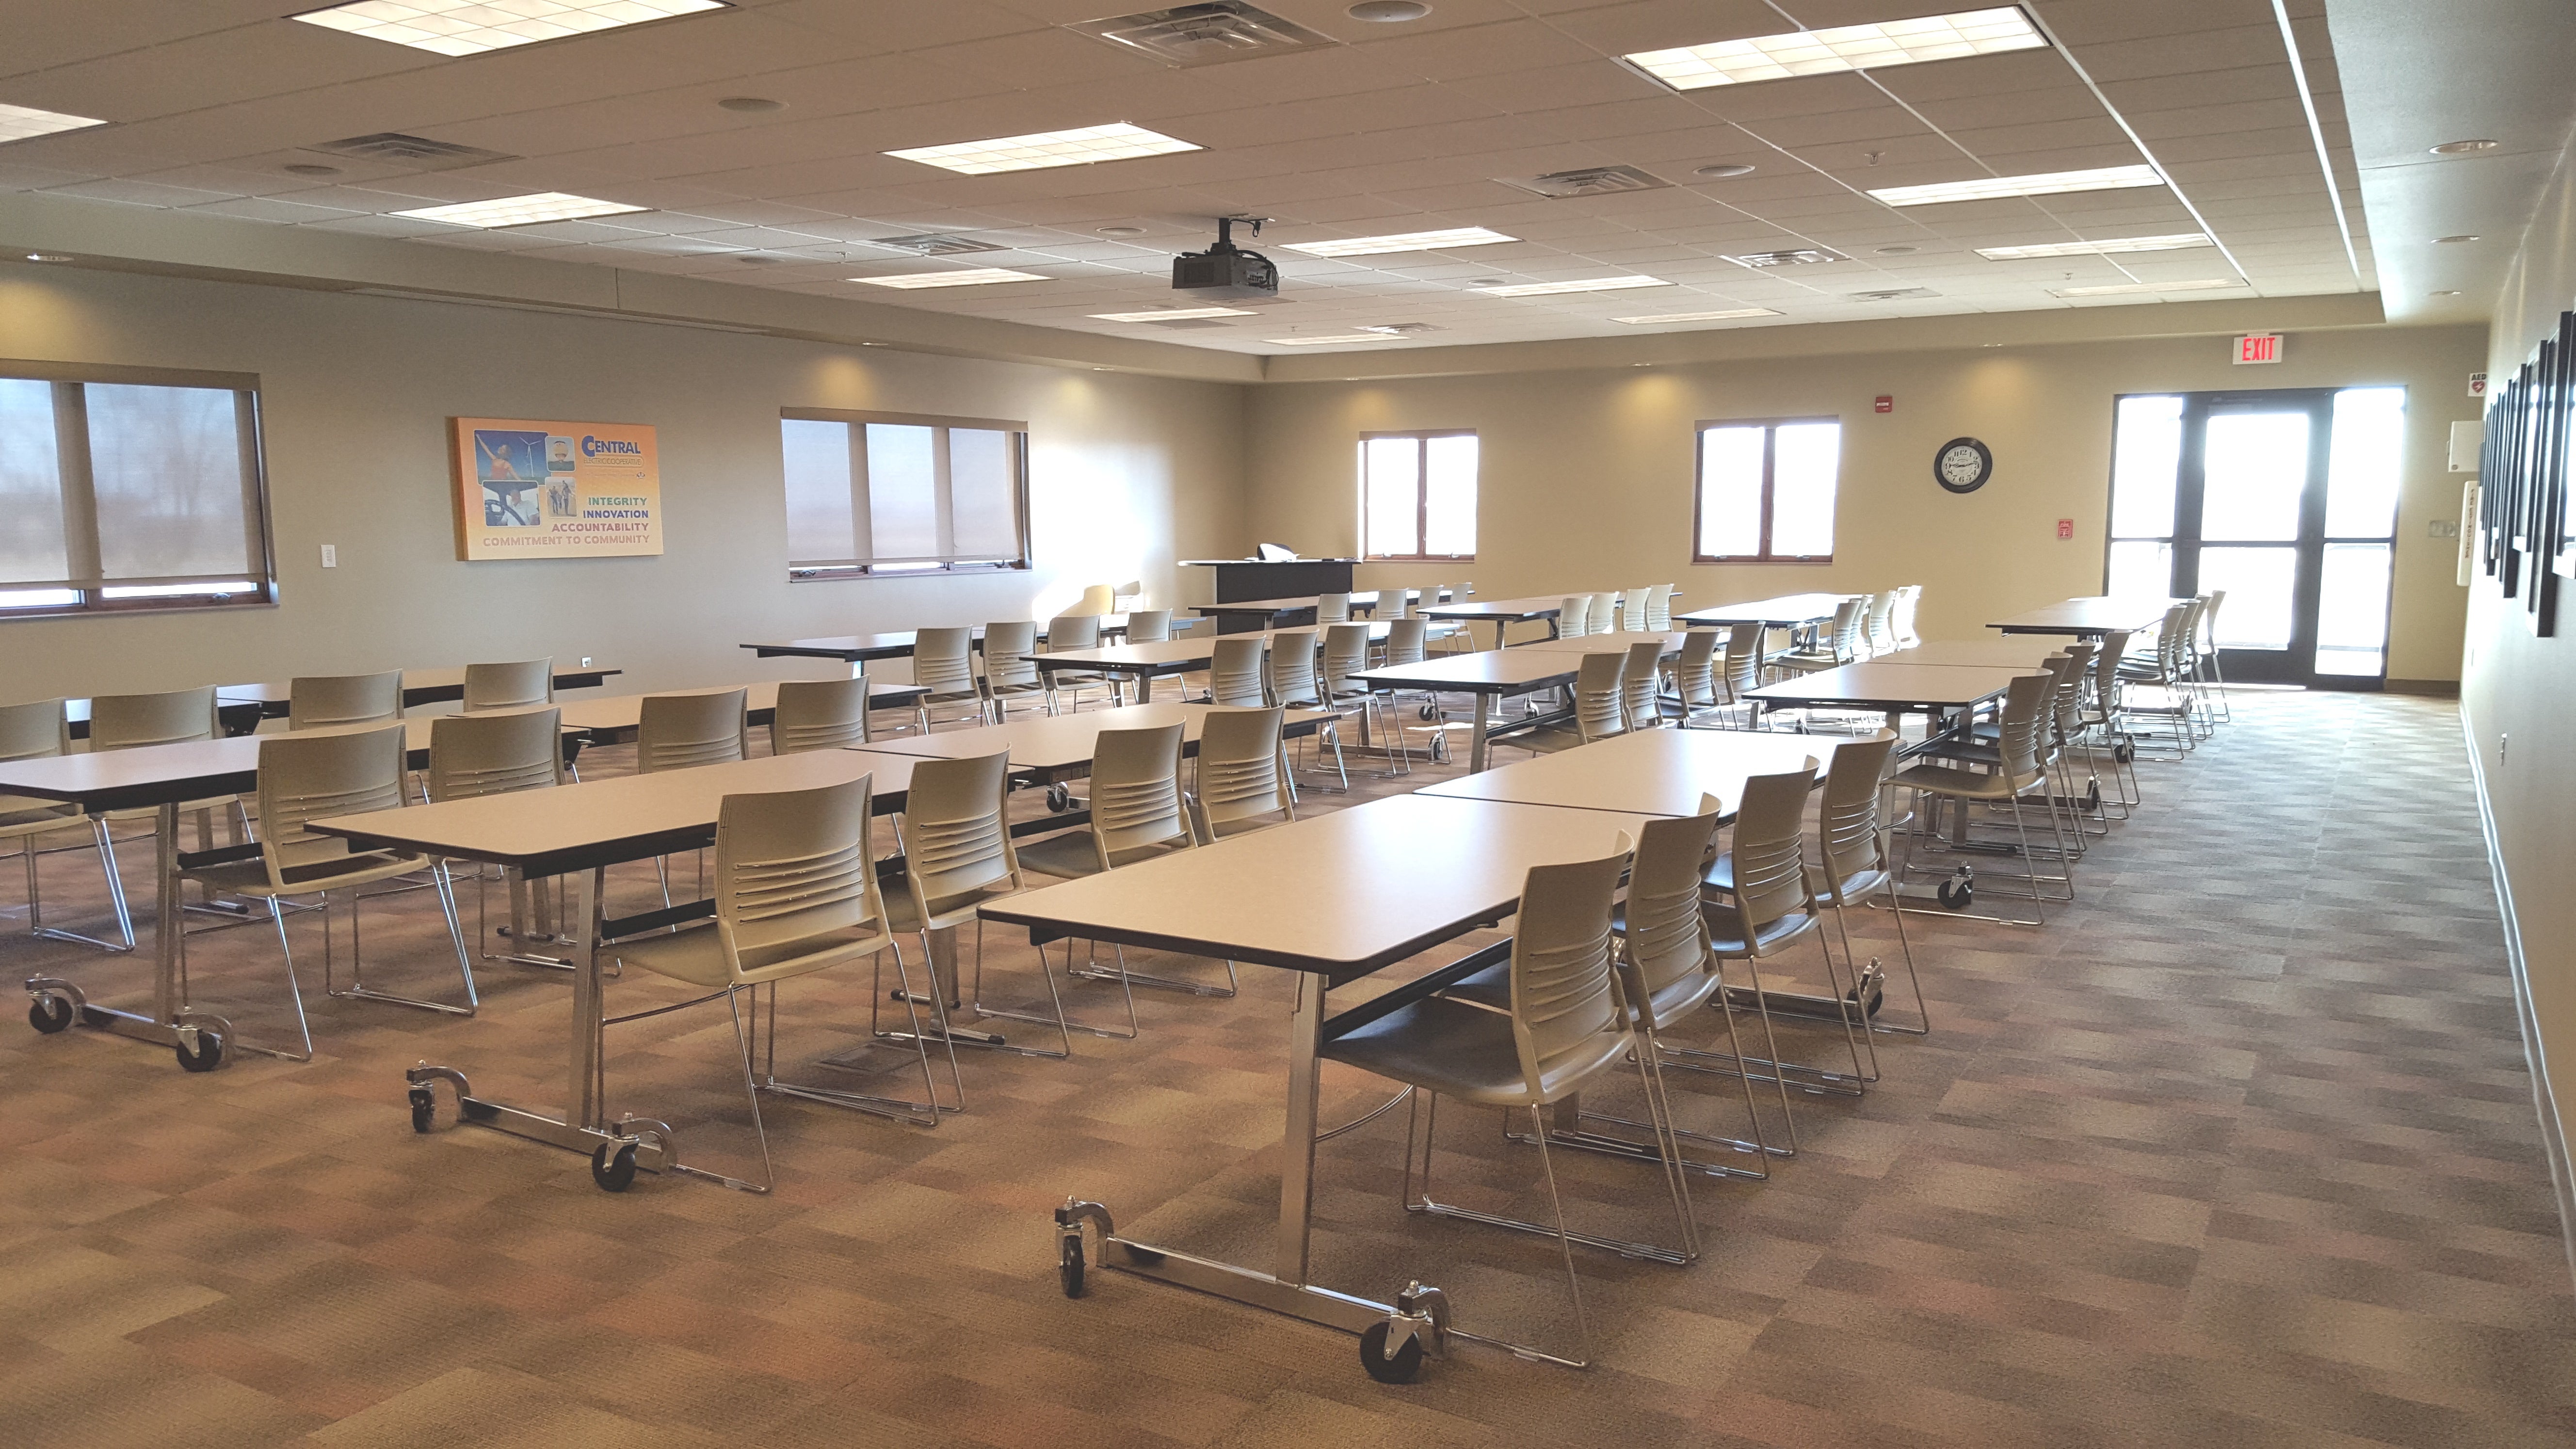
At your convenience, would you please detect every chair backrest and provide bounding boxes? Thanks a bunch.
[1816,731,1897,888]
[0,698,70,764]
[2199,590,2226,652]
[1645,583,1675,631]
[1090,721,1192,864]
[913,626,977,697]
[898,750,1020,920]
[637,688,747,773]
[1621,587,1649,629]
[714,774,890,974]
[429,707,563,802]
[980,621,1040,692]
[1719,626,1763,701]
[1620,639,1665,729]
[1621,806,1725,1020]
[1509,839,1633,1098]
[1725,764,1819,941]
[1591,592,1621,633]
[1891,584,1922,647]
[1125,608,1173,643]
[1827,598,1866,661]
[256,724,410,883]
[2154,602,2193,678]
[1071,584,1115,616]
[770,677,872,754]
[1191,706,1292,835]
[1862,592,1896,656]
[1382,617,1428,667]
[289,670,403,731]
[1047,613,1101,653]
[1321,622,1374,692]
[1671,628,1720,706]
[90,685,219,750]
[2051,641,2096,743]
[1454,580,1474,599]
[2090,630,2129,714]
[1387,589,1418,619]
[1559,594,1592,637]
[1993,672,2052,787]
[1265,628,1320,706]
[463,659,553,712]
[1211,636,1269,707]
[1573,649,1627,742]
[1316,592,1352,624]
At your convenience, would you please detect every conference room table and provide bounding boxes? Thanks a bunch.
[1414,724,1835,817]
[1987,596,2184,638]
[1416,595,1565,650]
[1348,647,1602,773]
[549,678,930,748]
[1880,638,2071,668]
[1674,593,1853,632]
[982,790,1658,1371]
[1744,660,2034,734]
[4,719,452,1071]
[739,617,1153,673]
[1514,630,1687,657]
[1191,593,1388,632]
[213,662,625,721]
[857,699,1340,788]
[1031,625,1390,703]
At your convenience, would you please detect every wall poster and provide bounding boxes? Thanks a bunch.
[451,416,664,561]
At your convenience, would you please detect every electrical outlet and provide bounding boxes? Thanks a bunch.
[320,544,337,568]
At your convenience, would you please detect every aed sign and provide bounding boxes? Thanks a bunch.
[2235,332,2282,365]
[1874,395,1893,413]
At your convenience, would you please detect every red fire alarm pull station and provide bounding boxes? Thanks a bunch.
[1874,395,1893,413]
[2057,518,2075,540]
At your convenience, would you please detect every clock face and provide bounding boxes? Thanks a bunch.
[1935,437,1991,493]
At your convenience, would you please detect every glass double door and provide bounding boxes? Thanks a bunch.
[2107,386,2403,687]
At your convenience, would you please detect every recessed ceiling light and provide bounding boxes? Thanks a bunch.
[859,341,886,346]
[282,161,341,177]
[391,192,647,227]
[1871,163,2163,207]
[2431,290,2461,296]
[1265,333,1407,345]
[2434,234,2480,244]
[2049,278,2245,297]
[1285,227,1516,258]
[1610,308,1780,324]
[1976,232,2212,260]
[291,0,726,57]
[21,252,71,263]
[0,101,109,144]
[2430,139,2499,155]
[1725,248,1845,268]
[1694,163,1757,179]
[718,97,784,113]
[1348,0,1431,18]
[1475,275,1672,297]
[1626,6,2045,91]
[1096,225,1147,236]
[849,268,1047,289]
[1874,244,1920,255]
[1090,306,1257,322]
[885,122,1198,176]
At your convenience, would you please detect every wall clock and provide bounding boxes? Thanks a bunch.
[1934,436,1992,494]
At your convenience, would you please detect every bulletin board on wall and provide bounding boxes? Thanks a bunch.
[450,416,665,561]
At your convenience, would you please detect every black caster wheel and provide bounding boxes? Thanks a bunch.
[1417,704,1439,722]
[28,994,74,1034]
[175,1030,224,1073]
[408,1084,436,1134]
[1059,1234,1085,1298]
[1358,1320,1426,1384]
[1937,881,1973,912]
[590,1141,638,1192]
[1846,974,1885,1017]
[1046,783,1072,813]
[2114,740,2135,765]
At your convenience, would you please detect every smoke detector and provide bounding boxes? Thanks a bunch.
[1498,165,1671,199]
[1069,2,1336,66]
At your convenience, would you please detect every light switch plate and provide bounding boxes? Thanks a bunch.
[320,544,337,568]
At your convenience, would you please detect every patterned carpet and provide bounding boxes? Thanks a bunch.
[1,690,2569,1449]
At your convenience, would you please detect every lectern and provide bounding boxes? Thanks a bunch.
[1181,556,1357,603]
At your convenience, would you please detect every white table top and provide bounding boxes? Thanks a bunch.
[1747,661,2036,710]
[1675,593,1854,627]
[856,701,1338,778]
[0,719,445,813]
[1988,597,2186,635]
[1417,726,1837,818]
[1351,648,1591,694]
[1514,631,1686,657]
[1880,638,2070,668]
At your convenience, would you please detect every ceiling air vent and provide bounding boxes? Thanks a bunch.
[303,132,518,170]
[1499,165,1671,200]
[1724,248,1846,269]
[867,233,1007,256]
[1069,2,1336,67]
[1851,287,1937,301]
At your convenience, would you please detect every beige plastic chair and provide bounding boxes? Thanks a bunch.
[978,621,1046,722]
[1557,595,1592,639]
[1590,591,1621,635]
[1620,587,1650,632]
[1322,621,1408,776]
[1861,592,1897,657]
[1376,616,1445,760]
[2,698,131,952]
[1619,638,1667,730]
[179,724,476,1061]
[911,627,987,730]
[1775,599,1864,675]
[1664,628,1721,727]
[770,677,871,753]
[2196,588,2232,723]
[637,689,747,773]
[90,685,243,860]
[1324,838,1669,1369]
[429,708,568,967]
[1645,584,1676,631]
[1208,635,1269,708]
[1384,589,1417,620]
[1124,608,1174,643]
[1019,722,1237,1000]
[1890,585,1922,648]
[288,671,402,731]
[2078,628,2141,813]
[1512,649,1626,755]
[608,774,927,1189]
[1070,584,1115,616]
[1264,628,1349,789]
[1189,705,1296,840]
[1892,672,2061,923]
[463,659,552,712]
[1807,730,1925,1039]
[1711,626,1765,727]
[1044,613,1118,713]
[1316,592,1352,624]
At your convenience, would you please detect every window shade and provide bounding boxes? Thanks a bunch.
[780,412,1029,575]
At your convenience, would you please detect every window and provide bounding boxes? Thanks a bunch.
[779,408,1030,578]
[1693,417,1839,562]
[0,363,274,617]
[1361,431,1477,560]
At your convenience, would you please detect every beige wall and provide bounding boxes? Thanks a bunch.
[1243,324,2486,681]
[0,263,1245,697]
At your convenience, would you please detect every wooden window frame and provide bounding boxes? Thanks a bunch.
[1359,429,1478,562]
[1691,415,1838,564]
[779,406,1033,581]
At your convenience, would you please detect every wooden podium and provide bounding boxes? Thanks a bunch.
[1181,557,1357,603]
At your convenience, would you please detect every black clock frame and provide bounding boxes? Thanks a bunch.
[1934,436,1993,494]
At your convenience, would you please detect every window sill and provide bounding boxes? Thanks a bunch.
[1691,556,1835,565]
[1364,555,1478,564]
[790,562,1030,581]
[0,595,278,621]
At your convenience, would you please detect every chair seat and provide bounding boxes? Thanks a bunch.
[1809,866,1889,908]
[614,917,896,989]
[1323,995,1620,1109]
[1014,831,1103,879]
[185,848,429,900]
[1891,761,2037,800]
[1704,909,1818,957]
[0,802,84,837]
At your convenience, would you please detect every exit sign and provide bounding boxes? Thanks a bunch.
[2235,332,2282,365]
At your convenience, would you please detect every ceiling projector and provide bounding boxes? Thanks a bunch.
[1173,216,1277,300]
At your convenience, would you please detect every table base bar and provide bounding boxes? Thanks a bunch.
[406,1064,674,1174]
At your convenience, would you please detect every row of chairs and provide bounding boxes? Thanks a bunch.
[1556,585,1676,638]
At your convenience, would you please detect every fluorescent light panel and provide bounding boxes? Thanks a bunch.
[885,123,1197,176]
[1870,163,2163,207]
[1265,334,1406,345]
[1625,6,2044,91]
[851,268,1046,289]
[1090,307,1256,321]
[0,101,108,144]
[1285,227,1516,258]
[2050,278,2244,297]
[392,192,646,227]
[1977,232,2211,260]
[1477,275,1671,297]
[292,0,725,57]
[1611,308,1781,324]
